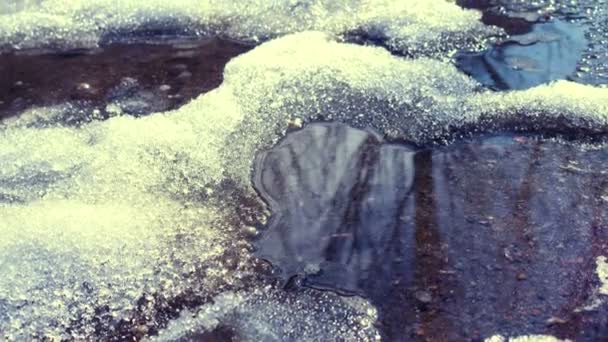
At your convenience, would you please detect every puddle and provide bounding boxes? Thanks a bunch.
[254,123,608,341]
[0,37,251,120]
[456,20,587,90]
[458,0,608,86]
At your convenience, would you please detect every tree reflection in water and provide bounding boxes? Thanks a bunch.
[254,123,608,341]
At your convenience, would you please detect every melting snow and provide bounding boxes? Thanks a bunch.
[0,0,498,55]
[0,1,607,340]
[597,256,608,296]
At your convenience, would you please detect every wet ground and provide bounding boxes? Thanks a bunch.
[254,123,608,341]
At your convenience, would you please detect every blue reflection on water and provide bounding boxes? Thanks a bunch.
[456,20,587,90]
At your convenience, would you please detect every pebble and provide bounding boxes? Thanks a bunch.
[546,316,568,325]
[77,82,91,90]
[287,117,303,129]
[169,63,188,71]
[414,290,433,304]
[177,71,192,80]
[242,225,258,237]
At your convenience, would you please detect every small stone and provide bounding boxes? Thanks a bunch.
[577,66,591,73]
[288,117,303,129]
[414,290,432,304]
[303,263,320,275]
[504,248,514,262]
[546,316,568,325]
[159,84,171,92]
[259,212,269,225]
[242,226,258,237]
[517,272,527,281]
[77,82,91,90]
[121,76,138,85]
[177,71,192,80]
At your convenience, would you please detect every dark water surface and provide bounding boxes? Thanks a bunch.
[254,123,608,341]
[0,37,251,120]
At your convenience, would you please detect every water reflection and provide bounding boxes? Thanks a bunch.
[253,123,416,296]
[254,123,608,340]
[427,135,608,340]
[456,20,587,90]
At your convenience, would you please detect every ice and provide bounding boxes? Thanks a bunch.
[0,0,498,55]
